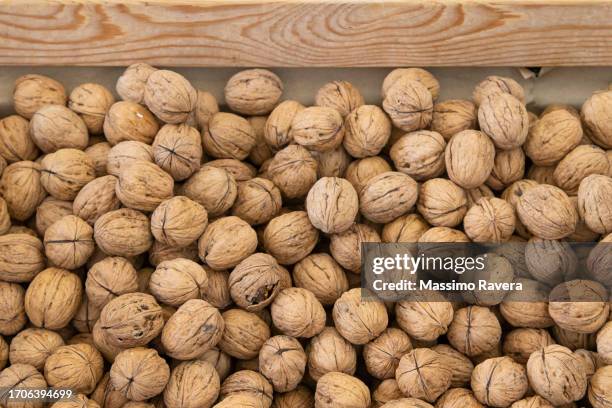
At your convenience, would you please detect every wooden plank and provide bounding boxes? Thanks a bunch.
[0,0,611,67]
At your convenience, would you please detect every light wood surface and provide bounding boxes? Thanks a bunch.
[0,1,611,67]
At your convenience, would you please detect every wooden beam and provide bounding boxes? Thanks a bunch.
[0,1,611,67]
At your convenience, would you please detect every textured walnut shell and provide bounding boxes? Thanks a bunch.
[448,306,501,357]
[363,328,411,380]
[382,213,429,246]
[345,156,392,193]
[329,223,380,272]
[315,80,364,118]
[225,69,282,115]
[148,240,198,267]
[267,145,318,199]
[578,174,612,234]
[0,161,47,221]
[0,363,48,408]
[554,145,609,194]
[486,148,525,191]
[212,394,267,407]
[8,328,64,370]
[431,99,477,140]
[502,328,555,364]
[315,372,370,408]
[263,101,305,153]
[94,208,152,257]
[246,116,273,166]
[395,348,452,402]
[107,142,154,178]
[526,345,587,406]
[307,327,356,381]
[198,216,257,270]
[199,347,232,381]
[164,361,220,408]
[263,211,318,265]
[463,197,515,242]
[25,268,82,330]
[218,309,270,360]
[343,105,390,158]
[359,171,418,223]
[203,112,256,160]
[472,76,525,106]
[161,299,224,360]
[271,385,313,408]
[191,90,219,130]
[333,288,388,345]
[501,179,539,239]
[51,394,100,408]
[435,389,481,408]
[72,296,102,333]
[306,177,358,234]
[290,106,345,152]
[395,293,454,341]
[471,356,528,407]
[44,215,94,269]
[86,257,139,308]
[0,197,9,235]
[0,115,39,162]
[206,159,256,182]
[0,233,45,282]
[90,373,129,408]
[293,253,348,305]
[150,196,208,247]
[548,279,609,334]
[98,293,164,348]
[41,149,95,200]
[517,184,578,239]
[103,101,159,146]
[525,238,577,285]
[182,165,237,217]
[552,325,596,351]
[44,343,104,394]
[596,322,612,364]
[110,347,170,401]
[500,278,554,328]
[430,345,474,388]
[116,160,174,212]
[228,252,282,312]
[258,335,306,393]
[390,130,446,181]
[68,83,115,134]
[152,124,202,181]
[311,145,350,178]
[231,177,281,225]
[589,366,612,408]
[478,93,529,150]
[417,178,468,227]
[581,90,612,148]
[143,70,197,124]
[382,68,440,100]
[13,74,67,119]
[73,175,121,225]
[270,287,325,338]
[201,269,232,310]
[525,109,583,166]
[445,130,495,189]
[116,63,158,104]
[372,380,405,408]
[383,77,433,132]
[510,396,554,408]
[0,281,27,335]
[85,141,110,177]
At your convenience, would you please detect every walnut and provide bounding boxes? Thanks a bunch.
[315,80,364,118]
[290,106,345,152]
[193,90,219,130]
[229,252,282,311]
[0,233,45,283]
[116,63,157,103]
[383,77,433,132]
[256,335,306,393]
[149,240,198,267]
[8,328,64,370]
[501,179,538,238]
[362,327,411,380]
[0,161,46,221]
[116,160,174,211]
[201,269,232,310]
[143,70,197,123]
[345,156,391,193]
[431,99,477,140]
[418,227,469,244]
[212,395,266,407]
[50,394,100,408]
[293,253,348,305]
[103,101,159,145]
[372,379,404,407]
[382,68,440,100]
[110,347,170,401]
[472,76,525,106]
[552,325,596,351]
[510,396,554,408]
[181,166,237,218]
[526,345,588,406]
[0,281,27,335]
[94,208,153,257]
[315,372,371,408]
[311,145,351,178]
[90,373,129,408]
[71,176,119,225]
[460,253,515,306]
[41,148,95,200]
[225,69,282,115]
[431,345,474,388]
[203,112,256,160]
[85,141,111,176]
[206,159,256,181]
[91,321,125,363]
[330,223,381,272]
[578,174,612,234]
[486,148,525,191]
[448,306,501,357]
[339,105,391,158]
[267,145,318,199]
[271,385,313,408]
[231,178,281,226]
[269,287,324,338]
[44,343,104,394]
[554,145,609,194]
[581,90,612,148]
[199,347,232,381]
[574,348,602,379]
[68,83,115,134]
[24,268,82,330]
[107,141,153,178]
[0,115,39,162]
[525,109,583,166]
[382,214,429,247]
[13,74,67,119]
[0,363,48,408]
[502,328,555,364]
[198,216,257,270]
[463,197,515,242]
[396,348,452,402]
[589,366,612,408]
[500,278,554,328]
[445,130,495,189]
[549,279,609,334]
[471,356,528,407]
[478,93,529,150]
[417,178,468,227]
[164,361,220,408]
[359,172,418,223]
[390,130,446,181]
[218,309,270,360]
[0,197,8,236]
[527,165,556,185]
[333,288,388,345]
[44,215,94,269]
[304,177,358,234]
[516,184,578,239]
[395,292,454,341]
[247,116,273,165]
[525,238,577,285]
[306,327,356,381]
[150,196,208,248]
[435,388,481,408]
[86,257,139,308]
[264,100,305,151]
[0,335,6,370]
[152,124,202,181]
[72,296,101,333]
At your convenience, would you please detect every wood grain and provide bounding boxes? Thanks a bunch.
[0,1,611,67]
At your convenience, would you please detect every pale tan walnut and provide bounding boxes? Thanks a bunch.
[150,196,208,248]
[574,349,602,379]
[0,197,9,236]
[0,233,45,282]
[41,148,95,200]
[390,130,446,181]
[500,278,554,328]
[94,208,152,257]
[0,281,27,335]
[382,68,440,100]
[554,145,609,195]
[359,171,418,223]
[43,215,94,269]
[502,328,554,364]
[50,394,100,408]
[152,124,202,181]
[0,161,46,221]
[372,379,404,408]
[103,101,159,146]
[510,396,554,408]
[267,144,317,199]
[418,227,469,244]
[223,69,282,115]
[315,371,371,408]
[206,158,256,182]
[435,388,482,408]
[8,328,64,370]
[116,160,174,212]
[395,292,454,342]
[191,90,219,130]
[363,327,412,380]
[526,344,587,406]
[203,112,256,160]
[525,238,577,285]
[25,267,82,330]
[333,288,388,345]
[181,166,237,218]
[270,287,325,338]
[460,253,515,306]
[552,325,596,351]
[164,361,220,408]
[431,99,477,141]
[471,356,528,407]
[247,116,273,166]
[91,321,125,363]
[148,240,198,267]
[581,90,612,148]
[218,309,270,360]
[0,153,6,176]
[199,347,232,381]
[345,156,391,193]
[501,179,539,238]
[431,345,474,388]
[465,185,495,209]
[68,83,115,134]
[228,252,282,312]
[7,226,38,236]
[293,253,348,305]
[517,184,577,239]
[472,76,525,106]
[89,373,129,408]
[232,178,281,226]
[258,335,306,393]
[578,174,612,234]
[305,177,358,234]
[597,321,612,364]
[486,148,525,191]
[73,175,121,225]
[329,223,381,273]
[72,296,102,333]
[312,145,351,178]
[445,130,495,189]
[0,336,6,370]
[383,77,433,132]
[417,178,468,227]
[382,214,430,246]
[395,348,452,402]
[143,70,197,124]
[0,363,47,408]
[44,343,104,394]
[448,306,501,357]
[0,115,39,162]
[589,366,612,408]
[290,106,345,152]
[307,327,356,381]
[107,141,154,177]
[198,216,257,270]
[13,74,67,119]
[264,100,305,151]
[271,385,313,408]
[549,279,609,334]
[527,165,555,186]
[201,269,232,310]
[86,256,139,308]
[212,394,268,407]
[161,299,224,360]
[85,141,110,177]
[525,109,583,166]
[110,347,170,401]
[315,80,364,118]
[343,105,390,158]
[116,63,157,104]
[463,197,515,243]
[478,93,529,150]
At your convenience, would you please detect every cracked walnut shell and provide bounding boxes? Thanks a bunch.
[228,252,282,312]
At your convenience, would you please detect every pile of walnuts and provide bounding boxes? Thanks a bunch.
[0,65,611,408]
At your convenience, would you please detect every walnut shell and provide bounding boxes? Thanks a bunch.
[247,116,273,166]
[333,288,388,345]
[305,177,358,234]
[218,309,270,360]
[445,130,495,189]
[103,101,159,146]
[110,347,170,401]
[417,178,468,227]
[0,115,39,162]
[396,348,452,402]
[72,296,102,333]
[41,148,95,200]
[116,160,174,211]
[164,361,220,408]
[382,77,433,132]
[463,197,515,242]
[435,389,481,408]
[150,196,208,248]
[431,99,477,140]
[219,370,273,407]
[73,175,121,225]
[192,90,219,130]
[305,327,356,382]
[259,335,306,393]
[363,327,411,380]
[525,238,577,285]
[0,281,27,335]
[228,252,282,312]
[345,156,392,193]
[13,74,67,119]
[472,76,525,106]
[182,165,237,217]
[315,372,371,408]
[44,343,104,394]
[263,211,318,265]
[51,394,100,408]
[106,141,154,177]
[359,171,418,223]
[225,69,282,115]
[268,145,318,199]
[116,63,158,104]
[143,70,197,124]
[596,321,612,364]
[152,124,202,181]
[0,197,9,236]
[231,178,281,225]
[0,161,46,221]
[271,385,313,408]
[502,328,555,364]
[148,239,198,267]
[149,258,207,307]
[588,366,612,408]
[525,109,583,166]
[0,233,45,283]
[372,379,404,408]
[382,214,429,246]
[290,106,345,152]
[486,148,525,191]
[329,223,381,273]
[293,253,348,305]
[500,278,554,328]
[554,145,610,195]
[69,83,115,134]
[198,216,257,270]
[510,396,554,408]
[578,174,612,234]
[85,141,110,177]
[430,345,474,388]
[382,68,440,100]
[269,287,325,338]
[581,90,612,148]
[395,293,454,342]
[201,269,232,310]
[501,179,539,239]
[390,130,446,181]
[203,112,256,160]
[94,208,152,257]
[548,279,609,334]
[315,81,364,118]
[448,306,501,357]
[44,215,94,269]
[206,159,256,182]
[263,100,305,151]
[199,347,232,381]
[517,184,577,239]
[8,328,64,370]
[478,93,529,150]
[312,145,351,178]
[86,257,139,308]
[0,363,48,408]
[90,373,129,408]
[471,356,528,407]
